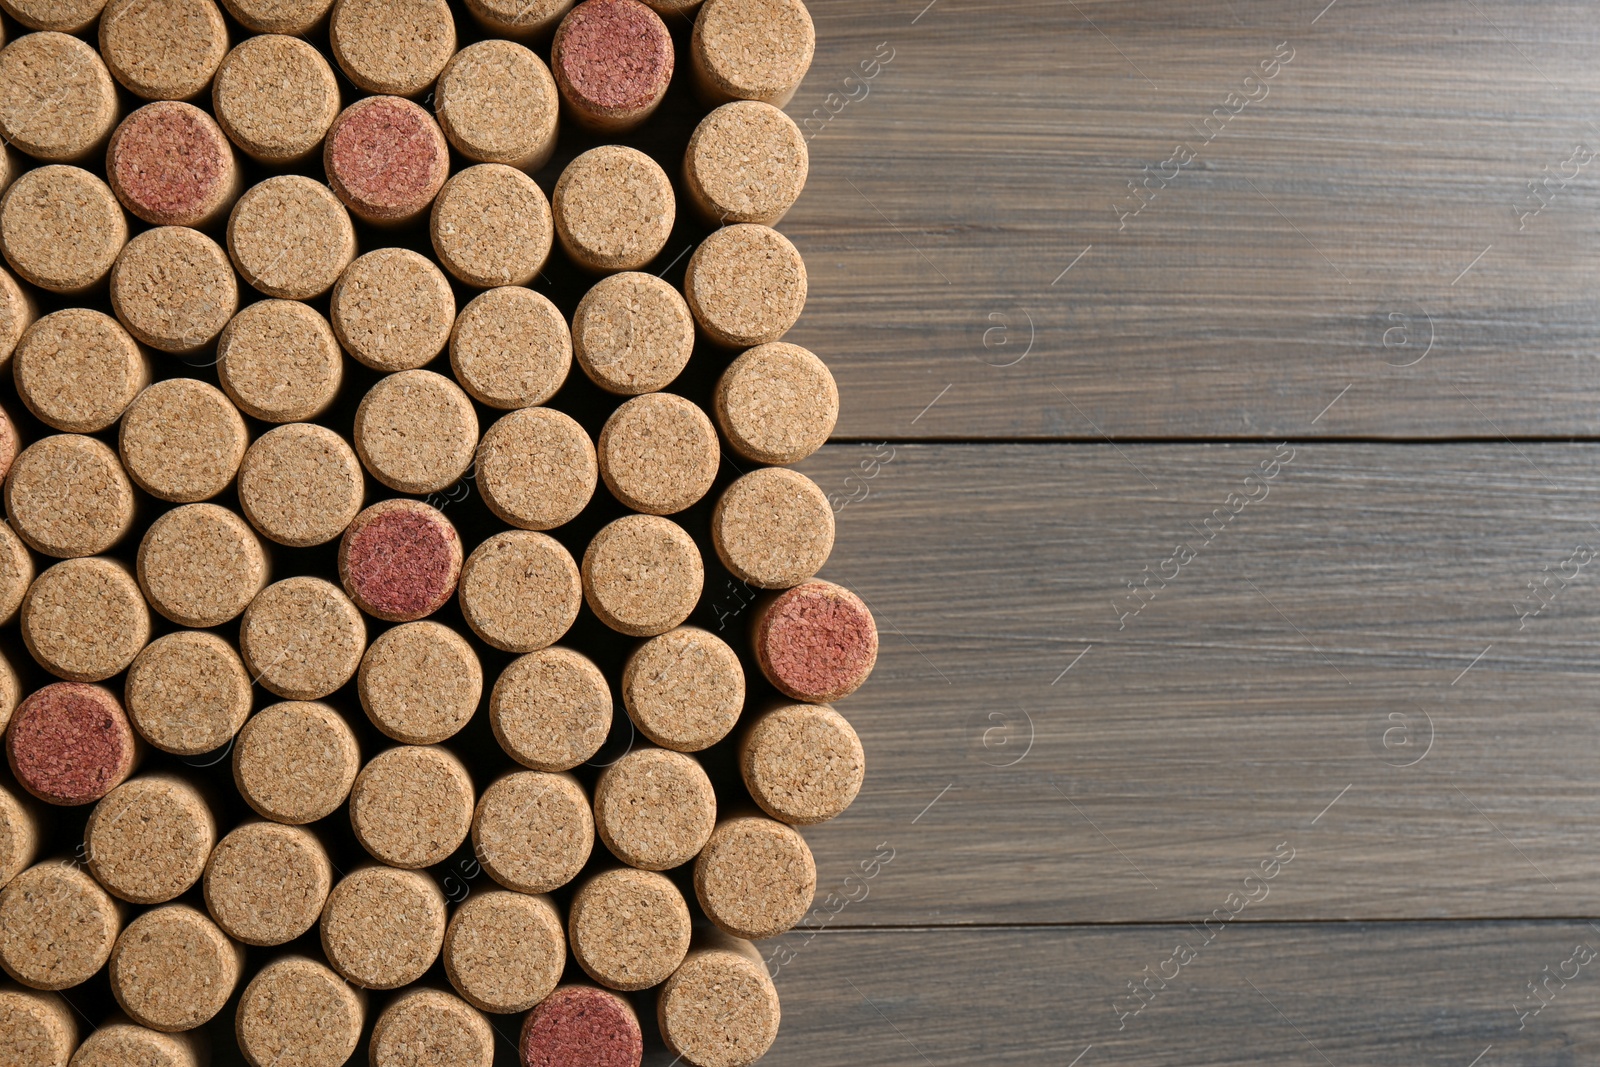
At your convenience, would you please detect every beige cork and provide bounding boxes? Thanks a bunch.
[353,371,478,496]
[0,985,76,1067]
[712,467,833,589]
[0,165,126,294]
[638,0,701,13]
[5,435,134,560]
[99,0,228,101]
[0,32,118,163]
[85,774,215,905]
[320,866,446,990]
[622,626,743,753]
[464,0,572,39]
[0,266,36,371]
[371,988,493,1067]
[137,504,268,628]
[684,102,808,226]
[236,955,365,1067]
[213,34,341,164]
[740,703,862,825]
[0,653,18,736]
[69,1021,202,1067]
[553,147,675,273]
[124,631,251,757]
[684,224,806,349]
[0,0,106,31]
[458,531,582,654]
[594,747,715,871]
[657,931,779,1067]
[239,577,366,701]
[359,621,482,745]
[204,820,332,946]
[13,309,148,434]
[332,248,455,372]
[694,814,814,940]
[431,164,554,289]
[714,342,836,465]
[217,301,343,424]
[119,379,249,504]
[329,0,455,98]
[233,701,360,825]
[0,860,122,990]
[472,770,592,894]
[349,745,473,869]
[338,499,462,622]
[752,579,877,704]
[0,524,30,631]
[582,514,703,638]
[572,272,694,395]
[476,408,597,532]
[110,226,239,354]
[436,40,559,172]
[22,557,150,683]
[323,96,450,226]
[570,868,689,992]
[228,176,356,301]
[599,393,719,516]
[490,647,610,772]
[443,889,564,1014]
[0,783,40,891]
[450,286,571,410]
[691,0,815,108]
[550,0,674,133]
[219,0,333,35]
[237,423,365,548]
[106,101,241,228]
[110,904,240,1031]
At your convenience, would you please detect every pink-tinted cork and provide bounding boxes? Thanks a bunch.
[339,500,462,623]
[754,581,879,704]
[324,96,449,224]
[553,0,673,127]
[107,101,238,228]
[521,985,643,1067]
[7,683,135,806]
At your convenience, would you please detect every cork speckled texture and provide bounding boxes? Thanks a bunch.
[0,782,40,890]
[0,860,121,988]
[471,770,592,894]
[349,745,473,869]
[436,40,558,171]
[465,0,572,38]
[125,631,252,756]
[0,32,118,162]
[553,146,674,272]
[594,747,715,871]
[572,272,694,394]
[235,955,365,1067]
[1,0,108,32]
[137,503,268,628]
[476,407,596,531]
[370,988,493,1067]
[228,175,356,300]
[657,934,779,1067]
[324,96,449,225]
[450,286,572,409]
[752,579,878,704]
[0,165,127,293]
[694,815,815,940]
[0,985,76,1067]
[233,701,359,824]
[213,34,341,164]
[443,889,564,1013]
[712,467,834,589]
[331,248,455,371]
[320,866,446,989]
[0,650,17,735]
[239,577,366,700]
[684,223,806,348]
[0,266,35,370]
[330,0,455,97]
[204,820,332,946]
[6,434,135,559]
[690,0,815,108]
[119,378,250,503]
[490,647,611,771]
[431,163,553,288]
[22,557,151,682]
[359,621,482,744]
[68,1021,201,1067]
[353,370,478,495]
[0,525,23,629]
[238,423,365,547]
[217,300,344,423]
[13,308,149,434]
[110,226,239,354]
[7,684,136,806]
[684,101,808,226]
[339,499,462,622]
[219,0,333,35]
[107,101,239,227]
[109,903,241,1031]
[569,868,691,991]
[85,774,215,904]
[458,531,581,653]
[714,341,837,465]
[740,703,863,825]
[99,0,228,101]
[599,393,720,515]
[522,985,642,1067]
[551,0,673,131]
[622,626,744,752]
[582,514,703,638]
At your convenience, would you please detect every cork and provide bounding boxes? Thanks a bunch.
[752,580,878,704]
[21,557,150,683]
[431,164,553,289]
[237,423,365,548]
[219,0,333,35]
[0,0,106,31]
[0,653,18,736]
[476,408,597,532]
[0,266,35,370]
[684,102,808,226]
[109,904,240,1031]
[331,249,454,372]
[0,985,76,1067]
[471,770,592,894]
[458,531,582,653]
[119,379,250,503]
[435,40,559,172]
[442,889,564,1013]
[553,147,675,273]
[571,869,691,996]
[7,684,136,806]
[358,621,482,745]
[370,988,493,1067]
[0,407,17,490]
[0,32,118,163]
[13,309,149,434]
[551,0,674,133]
[213,34,341,164]
[338,500,461,623]
[236,956,365,1067]
[657,931,779,1067]
[522,985,642,1067]
[0,165,126,293]
[683,224,806,348]
[712,467,833,590]
[85,774,215,904]
[204,820,332,946]
[740,703,862,825]
[68,1021,202,1067]
[5,436,135,560]
[320,866,446,990]
[693,814,814,940]
[233,701,360,824]
[449,286,571,410]
[0,784,39,892]
[239,577,367,700]
[228,176,356,300]
[0,860,121,988]
[599,393,720,516]
[217,301,342,424]
[353,371,478,495]
[691,0,815,108]
[348,745,473,869]
[324,96,449,225]
[99,0,228,101]
[464,0,572,40]
[329,0,454,97]
[110,226,239,354]
[137,504,268,628]
[640,0,701,11]
[714,342,837,465]
[489,647,611,772]
[593,747,715,871]
[106,101,241,228]
[622,626,744,753]
[124,631,251,757]
[571,272,694,395]
[582,514,704,638]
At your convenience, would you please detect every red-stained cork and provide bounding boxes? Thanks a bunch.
[106,101,239,228]
[7,683,135,806]
[339,499,463,623]
[753,580,879,704]
[324,96,449,225]
[553,0,674,131]
[521,985,642,1067]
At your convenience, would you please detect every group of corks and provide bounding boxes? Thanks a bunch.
[0,0,879,1065]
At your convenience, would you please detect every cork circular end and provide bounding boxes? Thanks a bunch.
[204,821,332,947]
[67,1022,201,1067]
[442,889,565,1013]
[522,985,642,1067]
[339,500,462,623]
[371,988,493,1067]
[7,684,135,805]
[86,774,216,904]
[691,0,815,107]
[694,815,816,940]
[238,423,365,548]
[329,0,456,97]
[569,868,691,991]
[125,631,252,756]
[471,770,592,894]
[240,577,366,701]
[552,0,674,129]
[553,146,675,273]
[658,940,780,1067]
[353,370,479,495]
[714,342,838,465]
[109,226,239,354]
[213,34,341,164]
[107,101,238,228]
[349,745,474,869]
[431,163,553,288]
[572,272,694,395]
[435,40,559,171]
[685,102,808,226]
[218,0,334,35]
[0,782,41,889]
[594,747,715,871]
[741,703,864,825]
[599,393,720,515]
[0,266,36,371]
[0,986,76,1067]
[5,434,135,559]
[233,701,360,825]
[137,504,267,629]
[622,626,744,752]
[320,866,446,990]
[331,247,455,372]
[14,309,148,435]
[99,0,229,102]
[0,522,33,631]
[0,165,127,293]
[754,580,879,703]
[324,96,450,225]
[582,515,704,638]
[490,647,611,771]
[0,33,118,163]
[120,379,248,504]
[22,556,149,683]
[1,0,108,33]
[109,904,241,1032]
[459,531,582,654]
[464,0,573,38]
[684,223,807,349]
[359,621,482,745]
[713,467,834,590]
[450,286,572,410]
[236,956,365,1067]
[217,300,344,424]
[476,407,597,532]
[0,861,121,989]
[228,175,356,301]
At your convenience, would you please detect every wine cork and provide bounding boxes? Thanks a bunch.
[622,627,743,753]
[137,504,268,628]
[353,370,478,495]
[236,956,365,1067]
[85,774,215,905]
[119,379,249,503]
[212,34,341,164]
[489,647,610,772]
[22,557,150,683]
[331,248,454,372]
[522,985,642,1067]
[110,904,240,1032]
[338,499,461,623]
[0,0,106,31]
[0,165,126,293]
[371,988,493,1067]
[106,101,241,228]
[358,621,482,745]
[551,0,673,133]
[7,685,136,806]
[0,985,76,1067]
[684,224,806,348]
[582,514,703,638]
[553,146,675,273]
[638,0,701,13]
[0,860,121,988]
[99,0,228,101]
[320,865,446,990]
[217,300,344,424]
[458,531,582,653]
[471,770,592,894]
[239,577,366,700]
[219,0,333,35]
[5,436,134,560]
[0,654,17,739]
[464,0,572,39]
[237,423,365,548]
[657,931,779,1067]
[684,102,808,226]
[324,96,450,226]
[714,342,836,465]
[228,176,356,301]
[0,32,118,163]
[694,814,814,940]
[431,164,554,289]
[752,580,878,704]
[329,0,455,97]
[0,783,39,891]
[599,394,719,516]
[13,309,149,434]
[204,820,332,946]
[0,524,30,632]
[712,467,833,589]
[124,631,251,757]
[475,408,596,532]
[348,745,473,869]
[594,747,715,871]
[572,272,694,395]
[569,868,690,992]
[740,703,862,825]
[0,266,35,371]
[435,40,559,172]
[109,226,239,354]
[691,0,814,108]
[442,889,564,1014]
[233,701,359,825]
[68,1021,202,1067]
[450,286,571,410]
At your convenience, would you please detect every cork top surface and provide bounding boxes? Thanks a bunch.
[99,0,229,101]
[458,531,582,653]
[359,620,482,744]
[714,341,837,465]
[109,903,241,1031]
[320,865,446,989]
[582,514,704,637]
[431,163,554,288]
[0,267,32,370]
[0,165,126,292]
[693,0,815,100]
[353,370,478,494]
[217,299,344,423]
[684,223,806,348]
[694,815,815,940]
[213,34,341,163]
[107,101,236,227]
[553,146,675,272]
[125,630,252,756]
[594,747,715,870]
[219,0,334,35]
[5,434,135,559]
[450,286,572,409]
[331,248,455,371]
[339,499,462,622]
[137,503,268,627]
[21,557,150,682]
[0,406,17,489]
[13,308,147,434]
[237,423,365,547]
[622,626,744,752]
[0,522,28,630]
[0,781,38,887]
[435,40,558,169]
[370,988,493,1067]
[0,987,75,1067]
[119,378,250,503]
[754,580,878,703]
[110,226,239,353]
[599,393,720,515]
[522,985,643,1067]
[349,745,473,869]
[685,102,808,226]
[490,646,611,771]
[476,407,597,531]
[712,467,833,589]
[239,577,367,700]
[569,868,691,991]
[324,96,449,224]
[472,770,593,894]
[67,1023,200,1067]
[329,0,455,97]
[572,272,694,394]
[235,955,364,1067]
[466,0,572,34]
[1,0,108,32]
[86,774,216,904]
[552,0,674,117]
[203,820,332,946]
[228,175,356,300]
[443,888,565,1013]
[0,32,117,162]
[0,860,120,989]
[232,700,360,824]
[657,941,780,1067]
[741,703,863,825]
